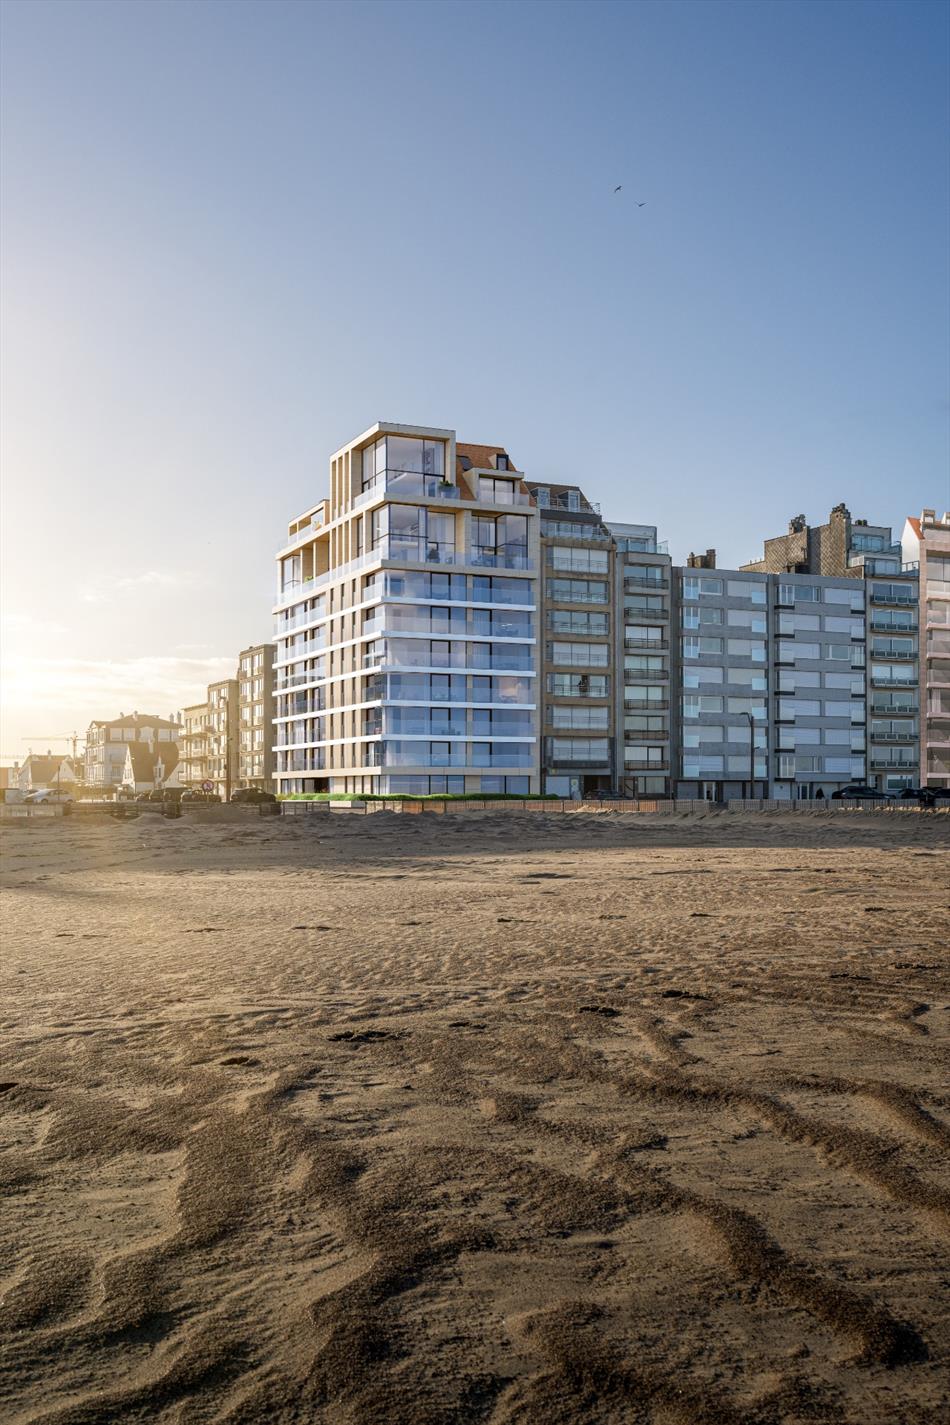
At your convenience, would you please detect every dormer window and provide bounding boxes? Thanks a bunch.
[496,454,509,471]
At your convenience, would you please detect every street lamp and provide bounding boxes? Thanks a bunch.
[742,710,756,801]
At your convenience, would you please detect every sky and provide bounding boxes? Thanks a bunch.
[1,0,948,758]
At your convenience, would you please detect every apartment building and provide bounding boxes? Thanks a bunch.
[612,523,673,796]
[672,567,867,800]
[207,678,239,798]
[238,643,276,789]
[179,702,210,788]
[903,510,950,788]
[524,483,615,796]
[84,713,181,790]
[742,506,920,792]
[273,423,540,796]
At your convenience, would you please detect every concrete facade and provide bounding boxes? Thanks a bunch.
[207,679,239,799]
[525,483,615,796]
[612,525,673,797]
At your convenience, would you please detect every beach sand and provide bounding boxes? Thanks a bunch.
[1,809,948,1424]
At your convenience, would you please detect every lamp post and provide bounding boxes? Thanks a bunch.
[742,710,755,801]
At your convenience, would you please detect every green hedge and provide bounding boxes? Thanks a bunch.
[279,791,559,803]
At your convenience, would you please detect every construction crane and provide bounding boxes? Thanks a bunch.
[20,732,82,760]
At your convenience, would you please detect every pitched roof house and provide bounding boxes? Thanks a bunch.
[122,741,182,793]
[18,754,79,793]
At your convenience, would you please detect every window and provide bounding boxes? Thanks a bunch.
[727,638,766,661]
[777,640,821,661]
[626,623,664,642]
[547,672,609,697]
[727,726,766,748]
[548,577,609,604]
[779,698,820,718]
[548,546,609,574]
[825,616,864,636]
[727,608,767,632]
[826,643,865,664]
[779,726,821,746]
[624,745,666,764]
[683,666,724,687]
[777,753,795,779]
[727,697,766,719]
[825,671,864,692]
[548,641,609,667]
[548,737,610,761]
[682,695,724,717]
[625,564,665,585]
[682,755,724,776]
[682,636,724,658]
[682,606,723,629]
[778,582,821,604]
[550,705,609,730]
[626,684,665,703]
[626,715,666,732]
[682,576,723,599]
[548,609,609,634]
[727,668,768,690]
[727,755,768,775]
[823,585,865,611]
[823,700,856,719]
[625,654,665,672]
[778,613,820,634]
[727,579,767,603]
[683,726,724,747]
[777,669,821,691]
[496,454,509,471]
[625,593,665,613]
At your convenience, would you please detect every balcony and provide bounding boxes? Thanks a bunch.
[624,698,669,711]
[624,575,669,591]
[870,617,917,633]
[624,668,669,682]
[353,472,463,512]
[869,644,917,660]
[623,758,671,772]
[624,729,668,741]
[869,755,918,769]
[624,636,668,651]
[363,646,535,673]
[869,674,917,688]
[870,591,916,606]
[869,729,918,743]
[870,700,917,715]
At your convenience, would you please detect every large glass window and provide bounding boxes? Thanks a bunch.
[626,623,664,642]
[548,641,609,667]
[549,705,609,730]
[682,695,724,716]
[548,546,609,574]
[682,636,724,658]
[727,608,767,632]
[824,585,865,611]
[727,579,767,603]
[727,638,766,661]
[682,606,723,629]
[548,609,609,634]
[548,577,609,604]
[548,737,610,761]
[683,666,724,688]
[682,576,724,599]
[548,672,609,697]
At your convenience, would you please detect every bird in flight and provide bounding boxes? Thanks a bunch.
[614,184,622,192]
[637,201,646,207]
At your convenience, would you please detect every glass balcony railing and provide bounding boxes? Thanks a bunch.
[363,643,535,673]
[367,615,534,640]
[355,471,462,507]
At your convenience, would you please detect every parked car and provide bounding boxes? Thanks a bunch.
[230,787,277,804]
[180,789,221,804]
[24,789,74,804]
[830,785,892,801]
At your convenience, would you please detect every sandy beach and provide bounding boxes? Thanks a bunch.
[1,809,948,1424]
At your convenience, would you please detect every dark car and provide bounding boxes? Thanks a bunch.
[180,789,220,804]
[830,785,892,801]
[230,787,277,804]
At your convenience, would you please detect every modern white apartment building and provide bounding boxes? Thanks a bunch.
[273,423,540,795]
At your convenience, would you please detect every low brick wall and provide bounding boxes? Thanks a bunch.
[279,796,944,819]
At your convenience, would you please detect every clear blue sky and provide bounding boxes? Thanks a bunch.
[1,0,948,751]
